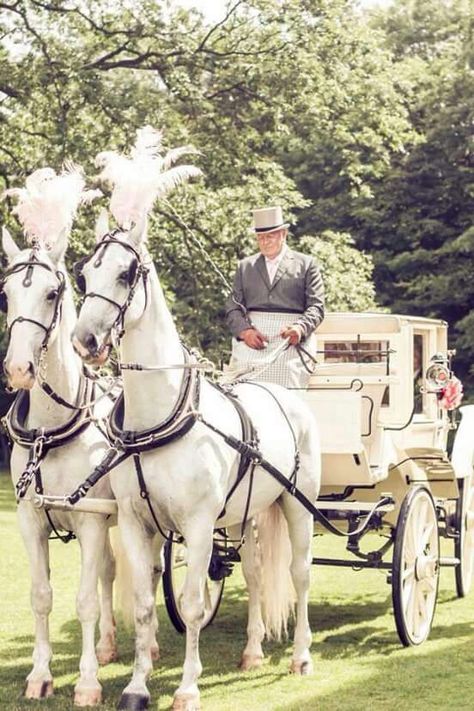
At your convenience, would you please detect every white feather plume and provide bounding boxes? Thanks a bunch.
[96,125,202,228]
[2,164,97,248]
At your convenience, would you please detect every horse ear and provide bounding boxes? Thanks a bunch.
[95,208,109,243]
[2,226,20,262]
[129,212,147,247]
[48,227,68,265]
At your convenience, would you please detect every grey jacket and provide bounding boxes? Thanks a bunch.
[225,248,325,339]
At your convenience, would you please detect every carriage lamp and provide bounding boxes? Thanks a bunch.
[425,353,451,392]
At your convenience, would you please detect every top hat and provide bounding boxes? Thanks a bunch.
[252,206,289,233]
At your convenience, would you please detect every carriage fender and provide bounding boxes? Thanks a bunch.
[451,405,474,479]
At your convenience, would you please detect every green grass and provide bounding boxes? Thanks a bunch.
[1,473,474,710]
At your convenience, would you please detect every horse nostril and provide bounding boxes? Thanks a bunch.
[85,333,98,355]
[27,361,35,377]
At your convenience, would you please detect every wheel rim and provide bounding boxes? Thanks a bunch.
[461,477,474,590]
[168,539,224,628]
[399,491,439,644]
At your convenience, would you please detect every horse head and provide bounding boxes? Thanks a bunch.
[72,209,149,366]
[1,226,68,390]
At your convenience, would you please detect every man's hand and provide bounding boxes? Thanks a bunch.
[280,324,303,346]
[239,328,268,350]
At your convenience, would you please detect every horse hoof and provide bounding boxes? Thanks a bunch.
[151,645,160,662]
[239,654,264,671]
[172,692,201,710]
[74,687,102,706]
[290,659,313,676]
[96,645,118,665]
[117,692,150,710]
[25,680,53,699]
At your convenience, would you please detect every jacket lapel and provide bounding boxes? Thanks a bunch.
[270,249,294,291]
[255,254,271,290]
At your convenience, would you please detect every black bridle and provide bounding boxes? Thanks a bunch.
[73,232,149,341]
[0,248,66,353]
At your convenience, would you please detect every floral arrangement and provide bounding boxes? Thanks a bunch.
[438,375,463,411]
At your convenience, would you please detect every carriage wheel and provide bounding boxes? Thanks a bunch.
[392,486,439,647]
[455,474,474,597]
[163,536,225,634]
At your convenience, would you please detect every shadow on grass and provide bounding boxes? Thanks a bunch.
[274,633,474,711]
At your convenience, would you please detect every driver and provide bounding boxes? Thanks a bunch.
[225,206,325,387]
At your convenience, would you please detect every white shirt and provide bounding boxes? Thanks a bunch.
[265,244,287,284]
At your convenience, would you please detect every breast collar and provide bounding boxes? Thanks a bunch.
[106,347,201,452]
[3,374,95,452]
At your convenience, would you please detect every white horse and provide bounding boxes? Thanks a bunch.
[72,212,321,711]
[1,227,119,706]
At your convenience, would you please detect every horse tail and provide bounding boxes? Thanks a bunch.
[255,502,295,641]
[110,526,134,628]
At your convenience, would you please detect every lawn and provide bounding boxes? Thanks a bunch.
[1,473,474,711]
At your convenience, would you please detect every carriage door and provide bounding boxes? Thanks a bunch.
[413,329,437,420]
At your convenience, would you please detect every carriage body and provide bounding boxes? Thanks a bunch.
[297,312,474,645]
[303,312,456,510]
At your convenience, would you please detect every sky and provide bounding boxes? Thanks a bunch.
[176,0,394,23]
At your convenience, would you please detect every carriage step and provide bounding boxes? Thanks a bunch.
[438,556,460,567]
[315,500,394,513]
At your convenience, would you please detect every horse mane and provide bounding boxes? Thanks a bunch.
[96,125,202,230]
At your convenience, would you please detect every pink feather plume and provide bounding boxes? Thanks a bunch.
[96,125,202,228]
[2,164,100,248]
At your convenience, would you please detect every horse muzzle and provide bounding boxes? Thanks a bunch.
[72,331,112,366]
[3,359,36,390]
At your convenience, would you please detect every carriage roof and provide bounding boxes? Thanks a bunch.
[318,312,448,335]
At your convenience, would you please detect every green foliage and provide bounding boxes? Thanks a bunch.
[296,231,377,312]
[353,0,474,389]
[0,0,382,368]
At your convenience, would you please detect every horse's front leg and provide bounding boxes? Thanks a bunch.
[150,533,164,662]
[74,518,108,706]
[230,521,265,671]
[96,528,118,665]
[117,506,157,711]
[173,519,214,711]
[17,504,54,699]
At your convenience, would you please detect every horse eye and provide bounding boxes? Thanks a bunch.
[46,289,58,302]
[118,270,129,284]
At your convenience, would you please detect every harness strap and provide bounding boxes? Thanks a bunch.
[68,447,130,505]
[198,415,392,538]
[33,465,76,544]
[133,453,169,539]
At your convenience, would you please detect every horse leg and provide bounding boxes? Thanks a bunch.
[74,520,108,706]
[150,533,164,662]
[96,529,118,665]
[17,506,54,699]
[173,521,214,711]
[231,522,265,671]
[280,494,314,675]
[117,509,156,711]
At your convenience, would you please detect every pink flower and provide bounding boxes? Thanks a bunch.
[438,376,464,410]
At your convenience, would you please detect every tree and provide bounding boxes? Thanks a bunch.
[0,0,385,366]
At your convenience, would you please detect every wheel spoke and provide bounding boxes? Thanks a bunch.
[420,521,435,551]
[416,500,428,549]
[403,577,415,620]
[403,564,415,582]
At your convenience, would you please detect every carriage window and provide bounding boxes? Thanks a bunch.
[324,341,389,363]
[413,334,424,414]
